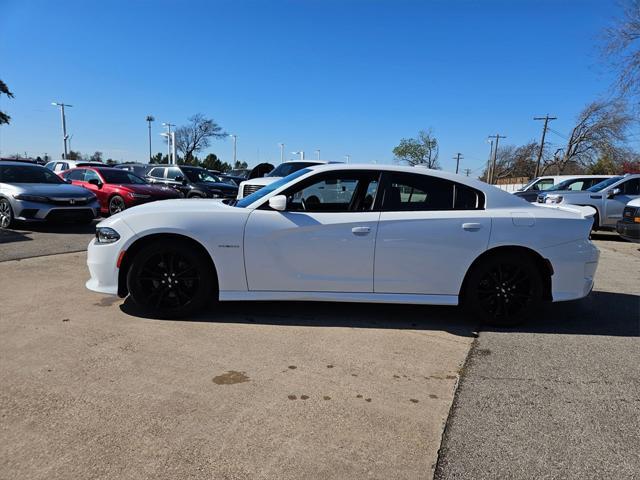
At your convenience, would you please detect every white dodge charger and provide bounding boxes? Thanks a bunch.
[86,164,599,326]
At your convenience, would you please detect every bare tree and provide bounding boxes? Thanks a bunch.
[483,142,538,181]
[175,114,226,165]
[543,100,634,174]
[602,0,640,97]
[392,129,440,168]
[0,79,14,125]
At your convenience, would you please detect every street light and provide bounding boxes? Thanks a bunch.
[51,102,73,159]
[315,149,320,161]
[278,143,285,163]
[162,122,175,164]
[146,115,155,163]
[344,154,351,164]
[292,151,304,160]
[228,134,237,166]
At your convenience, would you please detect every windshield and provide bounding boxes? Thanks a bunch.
[0,165,64,184]
[268,162,318,177]
[99,169,147,185]
[235,168,312,208]
[183,168,219,183]
[587,176,622,192]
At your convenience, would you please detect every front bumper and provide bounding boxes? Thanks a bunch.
[13,198,100,222]
[616,220,640,243]
[540,239,600,302]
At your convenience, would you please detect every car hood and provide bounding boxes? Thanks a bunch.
[195,181,238,191]
[114,184,178,196]
[241,176,279,187]
[626,198,640,208]
[10,183,96,198]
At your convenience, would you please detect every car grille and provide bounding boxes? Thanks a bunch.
[48,197,93,206]
[622,206,636,222]
[242,184,263,197]
[45,208,95,222]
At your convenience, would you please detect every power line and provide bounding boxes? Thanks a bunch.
[533,115,557,177]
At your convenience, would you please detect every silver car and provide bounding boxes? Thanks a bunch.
[0,161,100,228]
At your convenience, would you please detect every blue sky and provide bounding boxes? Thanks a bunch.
[0,0,625,174]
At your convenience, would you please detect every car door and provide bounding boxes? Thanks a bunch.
[374,172,491,297]
[64,168,87,186]
[603,177,640,226]
[82,169,109,207]
[244,170,381,292]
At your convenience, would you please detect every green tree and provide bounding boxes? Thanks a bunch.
[90,151,103,162]
[150,152,169,164]
[0,79,14,125]
[66,150,82,160]
[234,160,248,169]
[200,153,232,172]
[392,129,440,168]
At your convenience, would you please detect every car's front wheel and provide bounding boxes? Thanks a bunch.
[126,239,215,318]
[109,195,126,215]
[463,252,543,327]
[0,198,14,229]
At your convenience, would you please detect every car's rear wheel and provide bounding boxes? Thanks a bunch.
[0,198,14,229]
[109,195,126,215]
[463,252,543,327]
[126,239,215,318]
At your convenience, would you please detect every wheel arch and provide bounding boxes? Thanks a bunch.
[459,245,553,302]
[117,232,219,298]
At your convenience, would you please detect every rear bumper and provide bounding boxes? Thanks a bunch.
[540,239,599,302]
[616,221,640,243]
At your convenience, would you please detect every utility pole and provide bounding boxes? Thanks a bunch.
[486,139,494,183]
[279,143,285,163]
[453,153,463,174]
[463,168,472,177]
[146,115,155,163]
[51,102,73,159]
[533,114,556,178]
[229,134,237,166]
[487,134,506,184]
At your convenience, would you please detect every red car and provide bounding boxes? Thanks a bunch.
[60,167,181,215]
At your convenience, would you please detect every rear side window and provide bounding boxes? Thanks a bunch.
[382,173,484,211]
[148,167,165,178]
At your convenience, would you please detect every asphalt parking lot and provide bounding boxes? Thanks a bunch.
[1,227,638,479]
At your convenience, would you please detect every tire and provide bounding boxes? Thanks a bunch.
[109,195,127,215]
[126,239,215,318]
[463,252,543,327]
[0,198,14,229]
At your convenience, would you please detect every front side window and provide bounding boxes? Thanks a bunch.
[621,178,640,195]
[166,167,183,180]
[533,179,555,191]
[84,169,101,183]
[588,176,622,192]
[382,173,483,211]
[182,168,218,183]
[287,176,361,212]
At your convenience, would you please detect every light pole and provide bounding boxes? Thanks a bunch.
[229,134,237,166]
[146,115,155,163]
[51,102,73,159]
[162,122,175,164]
[315,149,320,160]
[344,154,351,164]
[292,151,304,160]
[278,143,285,163]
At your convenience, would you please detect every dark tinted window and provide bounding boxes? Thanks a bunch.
[66,169,86,181]
[621,178,640,195]
[166,167,183,180]
[147,167,165,178]
[99,169,147,184]
[0,165,63,184]
[382,173,483,211]
[268,162,318,177]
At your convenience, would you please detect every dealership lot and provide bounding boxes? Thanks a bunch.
[1,227,638,479]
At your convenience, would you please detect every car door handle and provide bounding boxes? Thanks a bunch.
[462,223,483,231]
[352,226,371,236]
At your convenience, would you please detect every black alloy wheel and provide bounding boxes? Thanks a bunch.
[0,198,14,229]
[464,252,543,327]
[109,195,126,215]
[127,239,215,318]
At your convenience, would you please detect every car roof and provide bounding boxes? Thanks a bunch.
[0,160,43,167]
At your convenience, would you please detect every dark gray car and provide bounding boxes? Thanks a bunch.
[0,161,100,228]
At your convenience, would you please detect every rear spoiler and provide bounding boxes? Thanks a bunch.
[535,203,597,218]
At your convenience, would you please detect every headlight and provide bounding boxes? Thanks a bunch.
[128,193,151,199]
[95,227,120,244]
[14,194,49,202]
[544,195,563,204]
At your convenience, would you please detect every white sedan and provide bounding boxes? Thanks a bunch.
[86,164,599,326]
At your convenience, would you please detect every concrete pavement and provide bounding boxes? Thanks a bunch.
[0,251,475,480]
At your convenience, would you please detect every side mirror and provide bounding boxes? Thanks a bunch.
[607,187,621,199]
[268,194,287,211]
[88,178,103,189]
[174,175,184,182]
